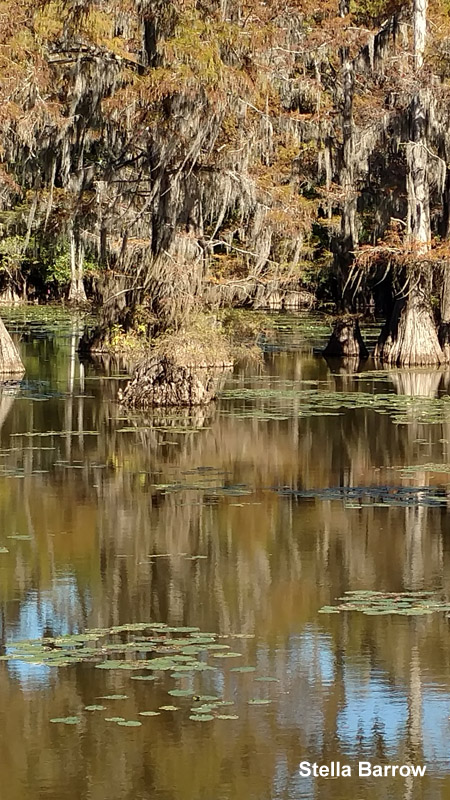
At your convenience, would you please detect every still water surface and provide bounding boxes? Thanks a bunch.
[1,310,450,800]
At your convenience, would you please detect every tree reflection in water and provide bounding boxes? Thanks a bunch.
[0,314,449,799]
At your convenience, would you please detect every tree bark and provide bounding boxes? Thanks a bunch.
[0,317,25,375]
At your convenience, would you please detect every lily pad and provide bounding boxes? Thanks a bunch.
[139,711,160,717]
[85,705,106,711]
[248,699,272,705]
[117,720,142,727]
[99,695,128,700]
[50,716,81,724]
[212,652,242,659]
[230,666,256,673]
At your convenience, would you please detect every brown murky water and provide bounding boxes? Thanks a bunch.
[1,309,450,800]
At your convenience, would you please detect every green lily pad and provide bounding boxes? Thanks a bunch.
[159,705,179,711]
[196,695,219,702]
[167,689,194,697]
[248,699,272,705]
[216,714,239,720]
[212,652,242,658]
[105,717,126,722]
[230,666,256,673]
[117,720,142,727]
[85,705,106,711]
[139,711,160,717]
[99,695,128,700]
[189,714,214,722]
[50,717,81,724]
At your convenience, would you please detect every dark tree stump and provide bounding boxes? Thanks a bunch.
[118,355,233,408]
[323,317,368,359]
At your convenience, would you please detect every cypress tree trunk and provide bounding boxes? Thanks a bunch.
[439,262,450,359]
[374,0,445,365]
[324,47,363,358]
[0,317,25,375]
[68,227,87,304]
[375,274,444,365]
[413,0,427,70]
[340,48,357,268]
[374,97,444,364]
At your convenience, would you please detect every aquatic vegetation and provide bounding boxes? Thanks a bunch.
[230,666,256,673]
[279,485,450,508]
[117,720,142,727]
[318,591,450,616]
[50,717,81,725]
[248,699,272,705]
[1,621,280,731]
[220,384,450,425]
[99,695,128,700]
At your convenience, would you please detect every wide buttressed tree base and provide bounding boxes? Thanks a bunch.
[374,283,445,366]
[0,317,24,375]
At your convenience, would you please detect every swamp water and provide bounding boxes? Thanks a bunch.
[1,310,450,799]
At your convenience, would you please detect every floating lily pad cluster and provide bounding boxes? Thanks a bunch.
[279,485,449,508]
[1,622,277,726]
[319,590,450,616]
[0,622,241,669]
[219,385,450,425]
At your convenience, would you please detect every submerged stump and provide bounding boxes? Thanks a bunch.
[118,355,233,407]
[375,286,444,366]
[0,317,24,375]
[323,317,368,359]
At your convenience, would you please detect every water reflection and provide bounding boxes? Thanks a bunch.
[1,312,450,799]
